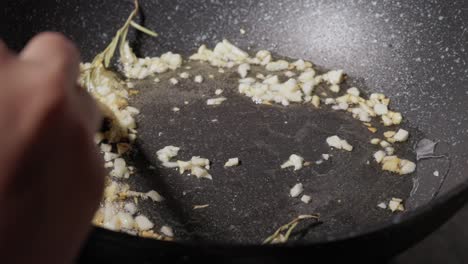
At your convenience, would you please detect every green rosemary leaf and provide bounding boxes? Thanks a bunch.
[84,0,156,78]
[130,21,158,37]
[104,32,121,67]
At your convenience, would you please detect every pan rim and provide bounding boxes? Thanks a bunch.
[86,175,468,256]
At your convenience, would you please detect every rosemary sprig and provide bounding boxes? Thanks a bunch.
[263,214,319,244]
[130,21,158,37]
[83,0,157,89]
[79,0,157,142]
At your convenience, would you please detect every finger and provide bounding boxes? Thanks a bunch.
[0,40,13,63]
[75,86,102,133]
[19,32,80,87]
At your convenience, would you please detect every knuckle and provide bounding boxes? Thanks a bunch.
[35,32,80,69]
[36,32,79,56]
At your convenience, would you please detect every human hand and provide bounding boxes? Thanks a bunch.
[0,32,104,264]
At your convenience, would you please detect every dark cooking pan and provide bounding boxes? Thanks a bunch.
[1,0,468,262]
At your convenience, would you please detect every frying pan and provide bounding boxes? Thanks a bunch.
[2,0,468,262]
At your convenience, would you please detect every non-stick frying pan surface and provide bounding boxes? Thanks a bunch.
[128,60,418,243]
[1,0,468,260]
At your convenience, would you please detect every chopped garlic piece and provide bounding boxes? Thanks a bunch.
[157,146,180,163]
[433,170,440,177]
[190,40,248,67]
[194,75,204,83]
[382,115,393,126]
[326,135,353,151]
[393,129,409,142]
[263,75,279,84]
[172,107,180,112]
[400,159,416,174]
[190,156,210,168]
[116,212,135,229]
[100,143,112,153]
[207,97,227,105]
[322,154,330,160]
[256,50,272,65]
[266,60,289,71]
[169,78,179,85]
[160,225,174,237]
[374,150,386,163]
[380,140,391,148]
[120,43,182,79]
[290,183,304,198]
[347,87,360,96]
[381,156,416,175]
[323,70,344,84]
[385,147,395,155]
[135,215,154,231]
[176,156,212,180]
[301,81,315,96]
[224,158,240,167]
[374,103,388,115]
[382,156,400,173]
[329,84,340,93]
[124,203,137,215]
[384,131,396,138]
[377,202,387,209]
[146,190,164,202]
[311,95,320,108]
[110,158,129,178]
[96,86,111,96]
[104,152,119,162]
[292,59,312,71]
[338,102,349,110]
[281,154,305,171]
[370,138,381,145]
[388,198,404,212]
[240,28,246,34]
[215,89,223,95]
[238,63,251,78]
[392,112,403,125]
[284,71,296,77]
[298,70,316,83]
[191,166,212,180]
[239,77,302,106]
[179,72,190,79]
[301,195,311,204]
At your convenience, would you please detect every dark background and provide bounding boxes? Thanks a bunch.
[394,205,468,263]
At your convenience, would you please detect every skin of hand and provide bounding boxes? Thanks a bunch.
[0,33,104,263]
